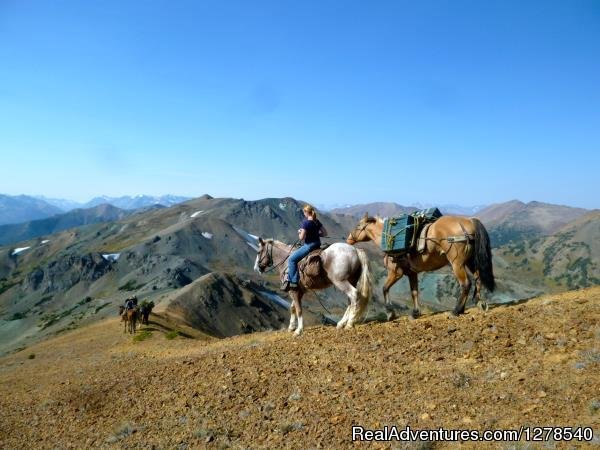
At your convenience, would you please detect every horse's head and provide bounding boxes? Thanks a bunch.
[254,237,274,273]
[347,213,376,244]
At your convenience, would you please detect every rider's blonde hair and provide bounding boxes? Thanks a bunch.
[303,204,317,219]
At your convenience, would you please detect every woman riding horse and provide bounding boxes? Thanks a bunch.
[281,204,328,291]
[255,237,371,336]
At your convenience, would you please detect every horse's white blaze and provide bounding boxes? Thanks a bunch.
[253,254,260,272]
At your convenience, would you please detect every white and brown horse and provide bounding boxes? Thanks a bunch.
[254,238,372,335]
[347,214,495,319]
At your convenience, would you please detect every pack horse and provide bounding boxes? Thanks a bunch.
[347,210,495,319]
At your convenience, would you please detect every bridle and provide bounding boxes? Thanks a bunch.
[257,240,299,273]
[257,240,274,271]
[348,221,369,243]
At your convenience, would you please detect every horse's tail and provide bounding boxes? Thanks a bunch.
[355,248,372,320]
[471,218,495,292]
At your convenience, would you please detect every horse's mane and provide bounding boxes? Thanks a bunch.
[363,216,384,224]
[263,238,291,248]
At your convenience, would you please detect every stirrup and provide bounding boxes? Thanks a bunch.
[280,280,290,292]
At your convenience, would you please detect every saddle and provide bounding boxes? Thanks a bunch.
[299,248,324,278]
[283,245,329,289]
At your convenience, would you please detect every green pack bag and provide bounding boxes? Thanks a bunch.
[412,207,443,222]
[381,215,415,253]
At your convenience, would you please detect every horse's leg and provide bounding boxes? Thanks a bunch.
[288,302,297,332]
[336,303,352,329]
[451,262,472,316]
[469,269,485,312]
[407,271,421,319]
[291,291,305,336]
[332,280,360,329]
[382,264,404,321]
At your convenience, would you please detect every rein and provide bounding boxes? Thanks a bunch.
[305,288,333,315]
[263,239,300,273]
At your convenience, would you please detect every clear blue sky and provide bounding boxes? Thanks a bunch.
[1,0,599,208]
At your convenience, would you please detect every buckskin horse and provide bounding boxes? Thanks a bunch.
[347,214,495,319]
[119,305,138,334]
[254,238,372,336]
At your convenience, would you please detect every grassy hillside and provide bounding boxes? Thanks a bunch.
[1,287,598,448]
[0,204,131,246]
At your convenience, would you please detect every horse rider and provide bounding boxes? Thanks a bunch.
[281,204,327,291]
[123,297,136,314]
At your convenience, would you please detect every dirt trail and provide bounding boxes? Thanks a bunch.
[1,287,599,449]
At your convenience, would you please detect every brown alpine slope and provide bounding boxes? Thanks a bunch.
[1,287,599,449]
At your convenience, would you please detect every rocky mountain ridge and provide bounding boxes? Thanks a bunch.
[0,196,598,357]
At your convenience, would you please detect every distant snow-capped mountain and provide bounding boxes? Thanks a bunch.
[83,195,191,210]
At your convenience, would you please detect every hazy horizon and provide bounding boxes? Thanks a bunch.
[1,191,595,212]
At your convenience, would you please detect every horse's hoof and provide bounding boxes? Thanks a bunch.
[478,301,489,312]
[287,326,296,333]
[344,323,355,330]
[293,330,303,337]
[386,311,397,321]
[451,309,462,317]
[336,322,345,329]
[411,309,421,320]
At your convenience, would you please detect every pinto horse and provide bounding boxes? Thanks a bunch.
[347,214,495,319]
[254,238,372,336]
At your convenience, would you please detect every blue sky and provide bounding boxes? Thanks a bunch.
[1,1,599,208]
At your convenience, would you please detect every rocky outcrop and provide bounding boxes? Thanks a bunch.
[23,252,113,294]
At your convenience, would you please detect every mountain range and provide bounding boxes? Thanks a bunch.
[0,194,191,225]
[330,202,486,217]
[0,195,597,356]
[0,194,64,226]
[476,200,589,245]
[0,196,352,354]
[0,204,133,246]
